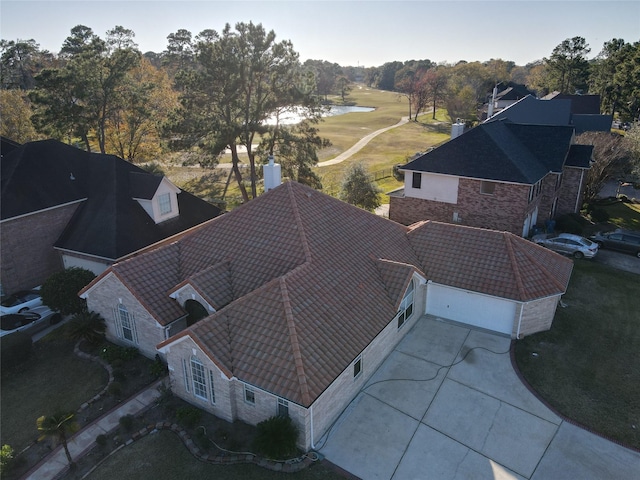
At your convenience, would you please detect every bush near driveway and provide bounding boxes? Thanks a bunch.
[515,261,640,449]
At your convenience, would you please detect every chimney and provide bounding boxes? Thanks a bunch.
[451,120,465,139]
[487,85,498,118]
[263,155,281,192]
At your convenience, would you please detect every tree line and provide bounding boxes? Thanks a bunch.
[1,27,639,202]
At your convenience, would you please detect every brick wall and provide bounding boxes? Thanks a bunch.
[390,179,534,234]
[0,203,80,293]
[556,167,586,216]
[516,295,561,338]
[85,273,168,359]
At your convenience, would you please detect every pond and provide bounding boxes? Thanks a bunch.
[267,105,375,125]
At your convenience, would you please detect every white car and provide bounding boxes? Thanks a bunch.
[532,233,599,259]
[0,306,62,338]
[0,289,43,314]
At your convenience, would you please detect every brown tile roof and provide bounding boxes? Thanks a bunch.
[407,221,573,301]
[101,182,571,407]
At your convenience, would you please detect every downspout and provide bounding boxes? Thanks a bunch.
[310,404,315,450]
[574,169,585,213]
[516,302,525,339]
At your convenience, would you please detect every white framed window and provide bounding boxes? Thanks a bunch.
[353,356,362,379]
[182,358,190,393]
[191,357,207,400]
[244,386,255,405]
[158,192,172,215]
[277,398,289,417]
[398,281,415,329]
[208,370,216,404]
[115,304,137,344]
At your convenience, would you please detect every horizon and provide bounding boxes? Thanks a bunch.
[1,1,639,68]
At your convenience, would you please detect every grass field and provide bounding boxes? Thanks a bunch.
[161,85,451,207]
[514,261,640,449]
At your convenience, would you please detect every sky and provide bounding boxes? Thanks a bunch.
[1,0,639,67]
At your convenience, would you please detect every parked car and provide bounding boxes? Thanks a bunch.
[532,233,599,259]
[590,230,640,258]
[0,288,43,314]
[0,305,62,338]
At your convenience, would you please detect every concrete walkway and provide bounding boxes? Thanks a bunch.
[23,380,164,480]
[318,316,640,479]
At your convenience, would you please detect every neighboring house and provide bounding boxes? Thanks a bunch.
[482,82,536,120]
[80,181,573,450]
[0,139,222,294]
[487,94,612,134]
[388,120,593,236]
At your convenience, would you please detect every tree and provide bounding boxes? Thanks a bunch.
[544,36,591,94]
[422,68,449,119]
[624,124,640,180]
[163,29,194,77]
[339,163,381,211]
[444,85,477,124]
[169,22,326,202]
[336,75,351,103]
[66,310,106,345]
[0,38,41,89]
[0,89,39,142]
[36,412,79,467]
[40,267,96,315]
[105,57,178,162]
[589,38,627,116]
[578,132,632,202]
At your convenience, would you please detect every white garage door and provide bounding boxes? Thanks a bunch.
[426,283,516,335]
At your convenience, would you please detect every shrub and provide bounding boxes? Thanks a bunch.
[108,382,122,397]
[253,415,299,460]
[0,331,32,371]
[112,369,126,382]
[590,208,610,223]
[555,213,585,235]
[150,354,168,378]
[100,344,139,364]
[95,434,107,447]
[40,267,96,315]
[1,444,14,476]
[66,311,106,345]
[176,406,202,428]
[119,414,134,432]
[392,164,405,181]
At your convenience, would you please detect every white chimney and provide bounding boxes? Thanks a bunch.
[451,120,465,139]
[263,155,281,192]
[487,85,498,118]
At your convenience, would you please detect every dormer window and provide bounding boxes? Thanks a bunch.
[158,192,172,215]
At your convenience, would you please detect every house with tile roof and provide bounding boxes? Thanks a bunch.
[0,139,222,294]
[389,120,593,236]
[80,181,573,449]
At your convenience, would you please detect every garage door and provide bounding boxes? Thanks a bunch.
[426,283,516,335]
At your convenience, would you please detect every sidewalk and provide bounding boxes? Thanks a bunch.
[23,380,164,480]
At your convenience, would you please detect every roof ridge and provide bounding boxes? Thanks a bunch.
[278,278,311,406]
[516,239,573,293]
[485,122,541,182]
[502,233,527,300]
[286,182,312,264]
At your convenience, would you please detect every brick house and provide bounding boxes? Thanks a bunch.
[389,121,593,236]
[80,181,572,450]
[0,139,222,294]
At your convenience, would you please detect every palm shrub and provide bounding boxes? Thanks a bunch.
[66,310,106,345]
[253,415,299,460]
[36,412,79,467]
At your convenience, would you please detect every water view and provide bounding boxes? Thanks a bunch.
[268,105,375,125]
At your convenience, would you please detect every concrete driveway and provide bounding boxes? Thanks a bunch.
[318,316,640,479]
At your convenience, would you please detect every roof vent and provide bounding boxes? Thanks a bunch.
[70,172,75,181]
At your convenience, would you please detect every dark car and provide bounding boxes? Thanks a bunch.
[0,306,62,338]
[590,230,640,258]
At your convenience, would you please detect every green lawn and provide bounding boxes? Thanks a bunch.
[86,431,346,480]
[514,261,640,449]
[0,335,108,451]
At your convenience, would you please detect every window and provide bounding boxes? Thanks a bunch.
[397,281,415,329]
[208,370,216,404]
[277,398,289,417]
[353,356,362,379]
[158,192,172,215]
[191,357,207,400]
[116,304,137,343]
[245,386,255,404]
[412,172,422,189]
[182,358,190,393]
[480,181,496,195]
